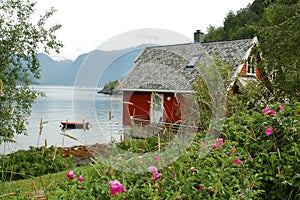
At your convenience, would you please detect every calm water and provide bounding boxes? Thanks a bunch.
[1,85,123,154]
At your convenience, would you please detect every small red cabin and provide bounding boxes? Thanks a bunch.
[121,36,259,138]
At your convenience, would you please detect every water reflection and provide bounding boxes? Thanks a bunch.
[1,85,123,154]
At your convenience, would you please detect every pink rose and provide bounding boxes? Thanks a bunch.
[154,156,160,161]
[77,175,84,182]
[66,170,75,180]
[279,105,284,111]
[233,158,242,165]
[265,126,273,136]
[152,173,161,181]
[216,138,224,144]
[197,185,204,191]
[148,166,158,174]
[109,180,127,196]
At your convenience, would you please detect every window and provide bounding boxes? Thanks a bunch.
[150,93,164,123]
[186,55,200,68]
[247,56,256,76]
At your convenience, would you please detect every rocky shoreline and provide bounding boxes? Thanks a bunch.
[58,143,112,166]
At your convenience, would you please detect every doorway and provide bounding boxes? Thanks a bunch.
[150,93,163,123]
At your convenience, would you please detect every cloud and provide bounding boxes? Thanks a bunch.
[97,28,192,51]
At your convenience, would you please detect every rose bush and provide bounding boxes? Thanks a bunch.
[47,102,299,199]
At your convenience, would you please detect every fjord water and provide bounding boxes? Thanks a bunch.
[1,85,123,154]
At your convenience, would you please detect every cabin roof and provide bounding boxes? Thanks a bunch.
[121,37,257,92]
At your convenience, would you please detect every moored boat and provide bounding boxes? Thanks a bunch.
[60,121,89,129]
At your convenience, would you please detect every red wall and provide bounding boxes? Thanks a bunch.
[163,93,181,124]
[123,91,151,126]
[123,91,184,126]
[240,62,247,76]
[256,69,262,80]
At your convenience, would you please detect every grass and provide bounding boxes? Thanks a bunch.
[0,118,90,198]
[0,165,92,198]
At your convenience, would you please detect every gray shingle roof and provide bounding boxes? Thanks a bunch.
[121,38,255,92]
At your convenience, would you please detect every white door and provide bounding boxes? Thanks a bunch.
[150,93,164,123]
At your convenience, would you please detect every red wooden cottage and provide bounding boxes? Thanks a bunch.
[121,31,259,138]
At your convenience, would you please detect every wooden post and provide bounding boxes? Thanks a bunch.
[158,133,160,153]
[109,110,112,120]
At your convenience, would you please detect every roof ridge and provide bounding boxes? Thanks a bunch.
[145,37,254,49]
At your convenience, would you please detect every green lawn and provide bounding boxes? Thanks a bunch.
[0,165,92,198]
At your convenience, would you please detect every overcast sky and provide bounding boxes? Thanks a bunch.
[34,0,254,60]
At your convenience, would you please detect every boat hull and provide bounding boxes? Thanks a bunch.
[60,121,89,129]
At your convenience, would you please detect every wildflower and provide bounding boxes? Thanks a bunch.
[148,166,161,181]
[191,167,197,173]
[264,107,276,115]
[265,126,273,136]
[66,170,75,180]
[201,140,206,147]
[211,187,216,191]
[77,175,84,182]
[173,171,177,176]
[233,158,242,164]
[154,156,160,161]
[104,169,109,173]
[238,193,244,198]
[152,173,161,181]
[148,166,158,174]
[212,143,221,149]
[212,137,224,149]
[197,185,204,191]
[279,105,284,111]
[109,180,127,196]
[216,138,224,144]
[264,107,271,114]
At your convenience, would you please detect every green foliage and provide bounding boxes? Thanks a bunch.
[103,80,120,90]
[46,102,300,199]
[0,146,74,181]
[223,102,300,199]
[117,138,145,153]
[0,0,63,143]
[204,0,300,102]
[99,79,121,94]
[116,136,170,153]
[203,25,226,42]
[204,0,269,42]
[254,0,300,102]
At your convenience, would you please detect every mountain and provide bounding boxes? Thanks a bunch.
[37,53,74,85]
[35,44,152,87]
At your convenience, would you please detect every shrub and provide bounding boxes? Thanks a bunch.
[0,146,74,181]
[223,102,300,199]
[46,102,300,199]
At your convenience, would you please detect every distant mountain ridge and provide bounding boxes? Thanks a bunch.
[35,44,153,87]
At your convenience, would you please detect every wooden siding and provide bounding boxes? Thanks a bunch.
[123,91,187,127]
[163,93,181,124]
[240,62,247,76]
[123,91,151,126]
[256,69,261,80]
